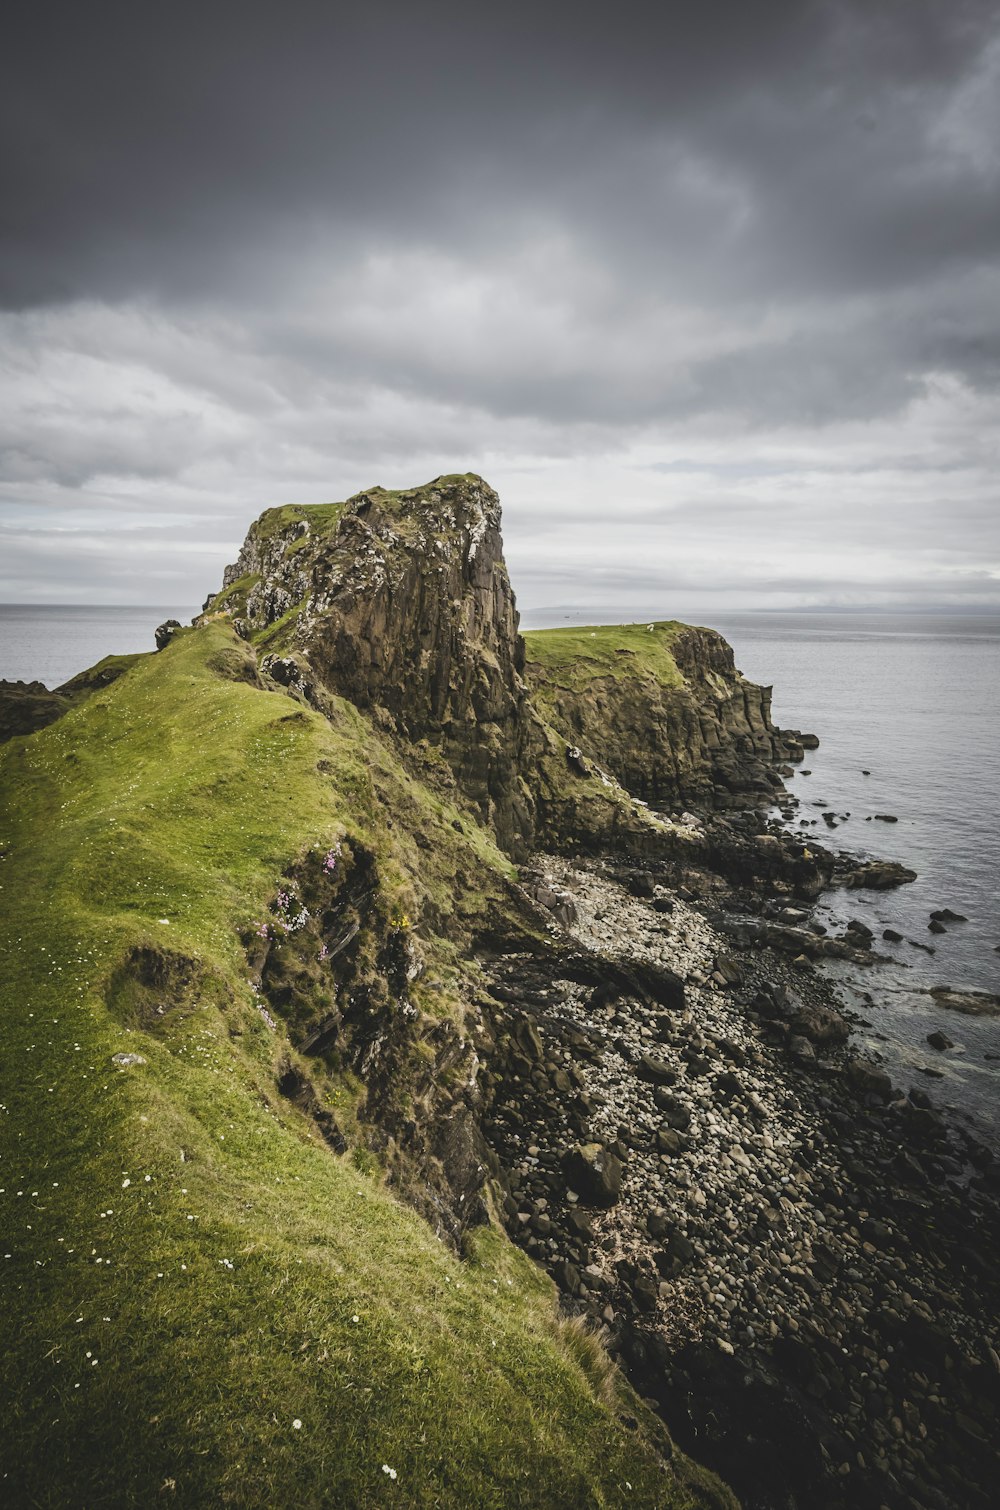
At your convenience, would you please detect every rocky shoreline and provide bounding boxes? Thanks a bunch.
[479,840,1000,1510]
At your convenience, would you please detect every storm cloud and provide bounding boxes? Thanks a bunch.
[1,0,998,609]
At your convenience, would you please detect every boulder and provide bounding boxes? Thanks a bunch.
[636,1053,676,1085]
[154,619,182,651]
[846,1057,893,1101]
[562,1143,622,1207]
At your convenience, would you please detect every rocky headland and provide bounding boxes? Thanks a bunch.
[2,474,997,1509]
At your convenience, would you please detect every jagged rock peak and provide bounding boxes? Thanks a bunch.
[208,475,537,852]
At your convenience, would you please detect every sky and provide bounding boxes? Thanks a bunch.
[1,0,999,615]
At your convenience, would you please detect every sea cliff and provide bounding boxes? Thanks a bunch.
[2,475,997,1510]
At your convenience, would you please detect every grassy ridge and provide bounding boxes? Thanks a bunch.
[0,623,719,1507]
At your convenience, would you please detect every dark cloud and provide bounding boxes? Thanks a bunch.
[0,0,997,607]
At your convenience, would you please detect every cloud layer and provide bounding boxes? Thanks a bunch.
[2,0,998,609]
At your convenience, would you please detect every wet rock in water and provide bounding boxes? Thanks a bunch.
[562,1142,622,1207]
[882,928,904,943]
[930,908,968,924]
[842,860,917,890]
[929,988,1000,1017]
[861,768,871,775]
[928,919,947,935]
[873,813,898,823]
[926,1030,954,1051]
[843,918,874,949]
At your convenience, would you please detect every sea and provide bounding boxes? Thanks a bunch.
[4,603,999,1144]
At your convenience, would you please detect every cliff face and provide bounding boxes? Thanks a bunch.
[210,476,537,852]
[209,477,800,853]
[524,620,800,812]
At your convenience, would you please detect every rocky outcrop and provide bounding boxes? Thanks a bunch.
[209,475,819,855]
[209,476,538,852]
[524,620,811,813]
[0,655,139,744]
[0,679,71,742]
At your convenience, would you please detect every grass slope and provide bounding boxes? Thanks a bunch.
[0,623,723,1508]
[523,623,688,692]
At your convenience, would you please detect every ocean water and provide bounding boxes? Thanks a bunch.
[4,603,999,1141]
[706,611,1000,1146]
[0,604,200,686]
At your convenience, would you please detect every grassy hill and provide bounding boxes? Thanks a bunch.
[0,621,730,1508]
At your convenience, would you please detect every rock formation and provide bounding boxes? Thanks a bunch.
[208,474,806,852]
[524,619,809,811]
[209,476,537,852]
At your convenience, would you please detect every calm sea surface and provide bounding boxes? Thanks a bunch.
[4,604,999,1142]
[0,604,200,686]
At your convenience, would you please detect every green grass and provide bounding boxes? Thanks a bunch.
[523,622,687,691]
[0,623,723,1507]
[252,500,349,544]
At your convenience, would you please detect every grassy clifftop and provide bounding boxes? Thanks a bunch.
[0,622,726,1507]
[524,621,688,691]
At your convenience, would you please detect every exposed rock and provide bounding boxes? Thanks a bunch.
[524,619,799,813]
[211,477,538,853]
[841,860,917,890]
[562,1142,623,1206]
[929,988,1000,1017]
[0,680,71,742]
[155,618,182,651]
[845,1056,893,1100]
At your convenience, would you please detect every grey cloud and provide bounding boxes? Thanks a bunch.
[1,0,998,608]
